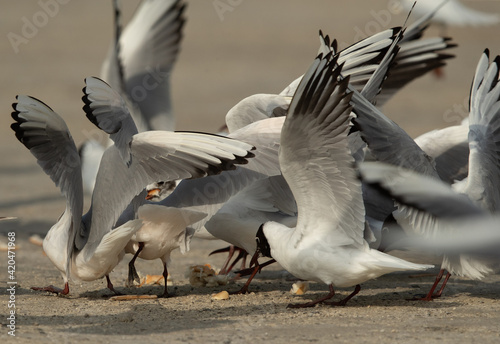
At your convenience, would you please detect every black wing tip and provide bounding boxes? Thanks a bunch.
[391,26,403,36]
[11,104,22,122]
[437,53,456,60]
[178,1,188,16]
[240,149,255,163]
[444,42,458,50]
[81,90,98,127]
[202,150,255,177]
[81,78,122,134]
[441,36,455,43]
[10,122,25,143]
[493,54,500,67]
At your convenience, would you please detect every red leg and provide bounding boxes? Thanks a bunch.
[231,264,259,295]
[224,248,248,274]
[231,259,276,294]
[106,275,122,295]
[287,284,336,309]
[433,272,451,298]
[323,285,361,306]
[31,282,70,295]
[210,245,235,275]
[409,269,446,301]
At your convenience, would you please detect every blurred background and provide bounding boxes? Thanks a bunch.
[0,0,499,231]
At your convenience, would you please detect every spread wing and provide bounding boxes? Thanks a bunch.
[464,50,500,211]
[101,0,186,131]
[280,53,365,248]
[11,95,84,275]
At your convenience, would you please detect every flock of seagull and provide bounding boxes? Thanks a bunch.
[10,0,500,308]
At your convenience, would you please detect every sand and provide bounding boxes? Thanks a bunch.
[1,1,500,343]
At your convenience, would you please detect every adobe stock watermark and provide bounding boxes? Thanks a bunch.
[213,0,244,21]
[6,232,17,337]
[7,0,72,54]
[128,65,171,103]
[442,95,470,126]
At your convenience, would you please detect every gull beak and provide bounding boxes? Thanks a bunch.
[145,188,160,200]
[249,248,261,268]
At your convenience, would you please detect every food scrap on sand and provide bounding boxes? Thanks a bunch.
[137,274,174,287]
[186,264,230,287]
[290,281,309,295]
[211,290,230,300]
[109,295,158,301]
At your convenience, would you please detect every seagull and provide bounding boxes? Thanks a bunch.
[101,0,186,132]
[253,51,433,308]
[145,180,179,202]
[12,87,254,296]
[115,115,286,290]
[358,161,495,294]
[119,11,455,292]
[124,204,207,296]
[217,27,410,273]
[214,13,455,285]
[81,0,186,194]
[12,95,140,295]
[82,76,262,296]
[202,175,297,292]
[359,49,500,300]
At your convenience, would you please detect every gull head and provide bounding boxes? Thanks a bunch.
[145,180,178,202]
[255,224,272,258]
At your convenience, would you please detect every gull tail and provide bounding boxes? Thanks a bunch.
[365,248,434,274]
[89,219,143,263]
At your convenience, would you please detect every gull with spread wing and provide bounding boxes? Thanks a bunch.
[81,0,186,194]
[82,76,266,296]
[359,49,500,300]
[254,51,433,308]
[225,10,456,134]
[12,88,254,296]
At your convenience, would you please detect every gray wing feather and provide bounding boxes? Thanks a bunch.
[82,77,139,166]
[465,50,500,211]
[84,131,254,259]
[11,95,84,275]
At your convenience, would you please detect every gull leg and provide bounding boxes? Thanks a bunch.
[287,284,336,309]
[210,245,236,275]
[160,261,169,298]
[409,269,447,301]
[31,282,70,295]
[127,242,144,286]
[433,272,452,298]
[224,248,248,274]
[323,285,361,306]
[231,259,276,294]
[106,275,122,295]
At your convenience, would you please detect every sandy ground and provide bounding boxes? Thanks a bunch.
[1,1,500,343]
